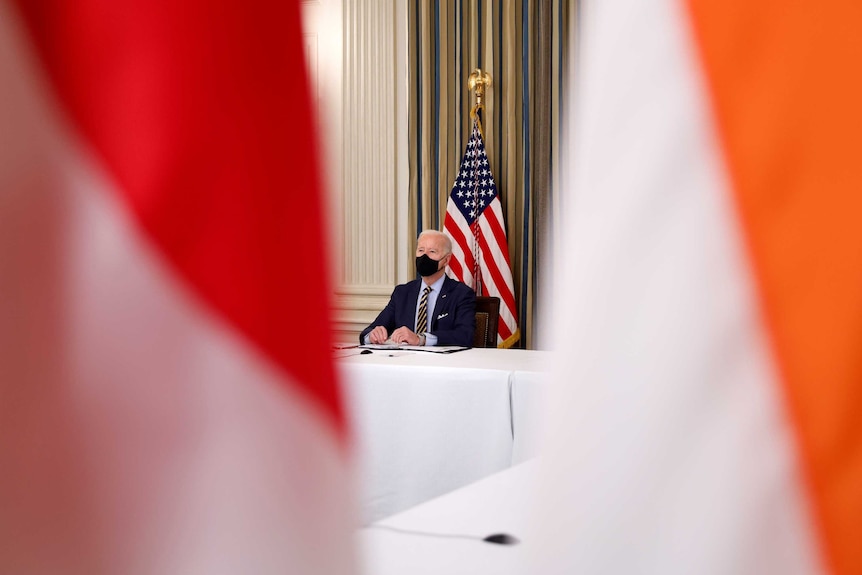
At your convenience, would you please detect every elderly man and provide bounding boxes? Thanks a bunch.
[360,230,476,347]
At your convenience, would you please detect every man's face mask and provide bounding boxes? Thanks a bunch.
[415,254,441,277]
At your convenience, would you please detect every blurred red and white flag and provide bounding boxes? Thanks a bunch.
[0,1,354,573]
[534,0,862,573]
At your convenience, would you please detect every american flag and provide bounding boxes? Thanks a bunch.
[444,118,519,347]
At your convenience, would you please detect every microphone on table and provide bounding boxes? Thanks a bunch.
[483,533,519,545]
[368,525,519,545]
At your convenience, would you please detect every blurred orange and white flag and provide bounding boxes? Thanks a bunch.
[535,0,862,573]
[0,1,354,573]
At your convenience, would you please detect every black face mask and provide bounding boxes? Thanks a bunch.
[415,254,441,277]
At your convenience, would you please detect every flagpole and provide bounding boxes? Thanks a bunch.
[447,68,518,345]
[467,68,491,138]
[467,69,491,295]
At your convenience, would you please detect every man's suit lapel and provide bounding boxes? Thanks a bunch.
[405,279,421,330]
[431,276,453,330]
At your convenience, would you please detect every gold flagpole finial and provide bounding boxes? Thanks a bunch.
[468,69,492,119]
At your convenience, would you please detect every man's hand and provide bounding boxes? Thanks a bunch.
[390,326,422,346]
[368,326,389,344]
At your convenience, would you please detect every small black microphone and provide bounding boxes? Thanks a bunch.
[369,525,519,545]
[482,533,519,545]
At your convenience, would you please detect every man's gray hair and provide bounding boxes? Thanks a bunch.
[418,229,452,256]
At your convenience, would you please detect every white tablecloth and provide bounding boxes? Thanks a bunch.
[339,349,549,523]
[510,370,550,465]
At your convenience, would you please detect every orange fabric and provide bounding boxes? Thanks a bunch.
[686,1,862,573]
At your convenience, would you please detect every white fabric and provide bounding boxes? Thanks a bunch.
[510,371,550,465]
[0,5,355,573]
[339,349,549,523]
[530,0,820,573]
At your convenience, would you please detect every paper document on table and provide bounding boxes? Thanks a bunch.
[359,344,470,354]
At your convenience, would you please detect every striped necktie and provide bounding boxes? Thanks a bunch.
[416,285,432,335]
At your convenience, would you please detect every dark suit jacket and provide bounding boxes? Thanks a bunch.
[359,276,476,347]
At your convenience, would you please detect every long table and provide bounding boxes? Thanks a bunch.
[338,348,549,523]
[357,460,539,574]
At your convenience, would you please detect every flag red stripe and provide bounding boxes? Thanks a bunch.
[12,0,343,429]
[479,210,518,302]
[483,202,513,262]
[447,245,472,282]
[478,228,517,318]
[478,220,511,278]
[447,248,465,279]
[476,253,517,343]
[476,257,515,327]
[444,212,477,279]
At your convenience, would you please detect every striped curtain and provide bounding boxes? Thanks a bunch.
[408,0,573,349]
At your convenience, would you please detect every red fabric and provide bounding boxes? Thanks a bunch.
[12,0,343,431]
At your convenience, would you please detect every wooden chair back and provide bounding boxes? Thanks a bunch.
[473,296,501,348]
